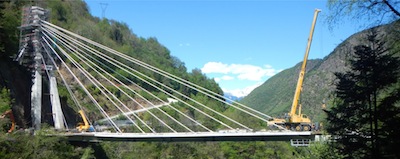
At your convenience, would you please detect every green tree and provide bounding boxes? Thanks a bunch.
[0,1,26,57]
[0,87,12,113]
[327,0,400,29]
[298,142,346,159]
[0,129,88,158]
[325,30,400,158]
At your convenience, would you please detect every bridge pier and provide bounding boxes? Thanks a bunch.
[31,60,42,130]
[50,72,64,129]
[30,20,44,130]
[18,6,65,130]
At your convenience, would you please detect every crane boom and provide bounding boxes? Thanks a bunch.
[270,9,321,131]
[77,110,90,131]
[289,9,320,117]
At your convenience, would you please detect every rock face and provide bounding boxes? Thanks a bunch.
[241,21,400,121]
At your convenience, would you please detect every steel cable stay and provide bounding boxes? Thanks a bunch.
[86,44,246,130]
[51,28,211,132]
[43,27,189,133]
[40,21,278,128]
[40,41,73,130]
[67,48,155,133]
[42,33,120,132]
[65,44,193,132]
[89,39,273,121]
[41,38,95,131]
[43,33,127,133]
[39,43,74,130]
[75,53,188,133]
[42,30,152,133]
[41,20,288,131]
[41,26,212,132]
[42,27,217,132]
[12,6,320,143]
[43,27,185,133]
[41,32,122,133]
[39,21,273,120]
[38,46,72,129]
[42,25,222,131]
[41,22,252,131]
[70,39,240,130]
[44,29,148,134]
[42,36,111,132]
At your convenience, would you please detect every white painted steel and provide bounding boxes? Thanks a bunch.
[63,131,314,142]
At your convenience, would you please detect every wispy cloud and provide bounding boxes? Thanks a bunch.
[201,62,281,97]
[201,62,279,81]
[223,82,263,97]
[214,75,234,82]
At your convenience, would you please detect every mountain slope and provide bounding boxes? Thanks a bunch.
[240,59,322,116]
[0,0,223,127]
[241,21,400,121]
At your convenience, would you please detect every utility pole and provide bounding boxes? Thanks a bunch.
[100,3,108,19]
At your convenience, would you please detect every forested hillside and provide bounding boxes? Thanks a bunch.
[0,0,306,158]
[1,0,222,127]
[3,0,398,158]
[241,20,400,122]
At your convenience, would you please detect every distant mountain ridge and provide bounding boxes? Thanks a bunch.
[240,21,400,122]
[223,92,244,103]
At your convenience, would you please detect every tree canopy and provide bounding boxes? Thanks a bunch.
[325,30,400,158]
[327,0,400,29]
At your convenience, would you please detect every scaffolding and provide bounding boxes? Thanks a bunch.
[17,6,64,130]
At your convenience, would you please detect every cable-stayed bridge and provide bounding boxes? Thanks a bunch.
[16,6,314,144]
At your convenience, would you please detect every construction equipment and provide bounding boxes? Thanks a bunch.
[76,110,91,132]
[0,110,16,133]
[271,9,321,131]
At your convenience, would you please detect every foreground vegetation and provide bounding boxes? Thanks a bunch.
[0,0,307,158]
[1,0,400,158]
[325,30,400,158]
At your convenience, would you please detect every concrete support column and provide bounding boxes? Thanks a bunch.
[31,67,42,130]
[50,73,64,129]
[31,28,42,130]
[20,6,64,131]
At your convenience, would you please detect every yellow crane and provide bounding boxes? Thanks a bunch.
[271,9,321,131]
[76,110,91,132]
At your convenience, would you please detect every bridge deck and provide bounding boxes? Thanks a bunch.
[63,131,314,142]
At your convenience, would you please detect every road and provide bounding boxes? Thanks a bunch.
[96,98,178,124]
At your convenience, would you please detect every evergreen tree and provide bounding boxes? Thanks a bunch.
[325,30,400,158]
[0,87,12,113]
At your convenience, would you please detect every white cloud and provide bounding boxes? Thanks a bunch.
[223,82,263,97]
[221,75,234,80]
[202,62,280,97]
[201,62,230,74]
[214,75,233,82]
[201,62,279,81]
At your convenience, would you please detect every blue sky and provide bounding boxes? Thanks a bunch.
[85,0,362,97]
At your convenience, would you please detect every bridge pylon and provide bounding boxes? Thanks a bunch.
[16,6,65,130]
